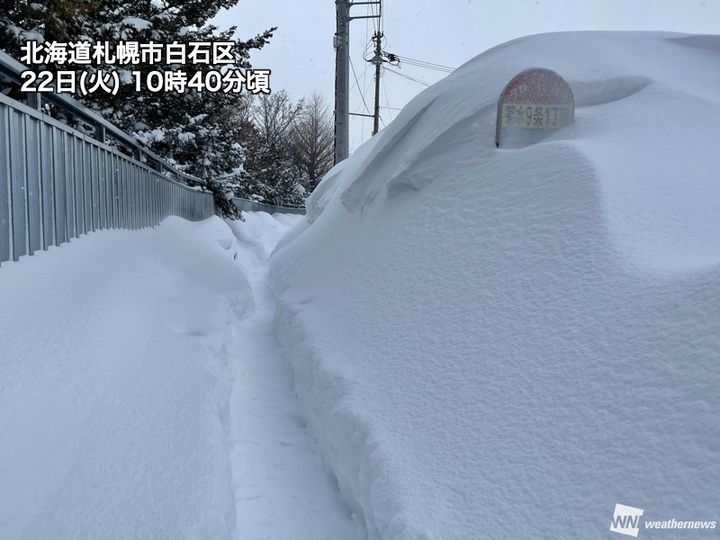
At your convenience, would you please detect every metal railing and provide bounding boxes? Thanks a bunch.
[0,50,216,266]
[232,198,306,215]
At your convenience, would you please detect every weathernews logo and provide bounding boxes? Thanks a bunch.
[610,504,644,537]
[610,503,717,537]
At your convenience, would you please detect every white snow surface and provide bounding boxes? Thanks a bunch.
[0,213,354,539]
[270,32,720,539]
[225,214,357,539]
[0,217,241,539]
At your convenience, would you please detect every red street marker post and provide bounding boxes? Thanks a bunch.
[495,68,574,148]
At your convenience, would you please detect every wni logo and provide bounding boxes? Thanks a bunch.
[610,504,645,537]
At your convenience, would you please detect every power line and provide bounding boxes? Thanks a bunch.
[383,53,455,73]
[380,0,384,33]
[398,59,454,73]
[350,56,372,114]
[362,10,371,137]
[382,74,392,109]
[381,73,395,126]
[384,67,431,87]
[375,1,380,33]
[396,54,455,71]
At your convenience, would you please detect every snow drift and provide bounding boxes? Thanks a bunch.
[0,217,250,539]
[270,32,720,538]
[0,211,356,540]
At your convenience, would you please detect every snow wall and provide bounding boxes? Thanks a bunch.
[270,32,720,539]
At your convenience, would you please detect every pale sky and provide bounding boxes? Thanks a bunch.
[214,0,720,152]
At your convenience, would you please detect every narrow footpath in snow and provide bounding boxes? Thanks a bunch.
[225,213,357,540]
[0,212,355,540]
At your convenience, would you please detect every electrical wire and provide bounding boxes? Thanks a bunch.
[388,54,456,73]
[379,0,384,33]
[362,10,371,136]
[384,67,431,87]
[400,60,454,73]
[363,40,374,62]
[371,0,379,35]
[350,56,373,114]
[381,71,396,124]
[397,54,455,70]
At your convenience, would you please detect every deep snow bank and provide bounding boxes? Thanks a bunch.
[0,217,250,539]
[224,212,358,539]
[270,32,720,539]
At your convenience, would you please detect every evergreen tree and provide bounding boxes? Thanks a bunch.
[1,0,274,217]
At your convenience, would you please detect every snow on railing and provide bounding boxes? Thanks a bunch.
[232,198,306,216]
[0,51,216,266]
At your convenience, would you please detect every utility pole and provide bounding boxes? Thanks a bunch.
[333,0,350,165]
[333,0,381,165]
[371,31,383,136]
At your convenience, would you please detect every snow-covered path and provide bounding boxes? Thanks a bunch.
[225,214,356,539]
[0,213,354,540]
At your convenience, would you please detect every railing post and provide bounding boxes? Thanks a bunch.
[0,104,11,264]
[26,93,42,111]
[94,123,106,144]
